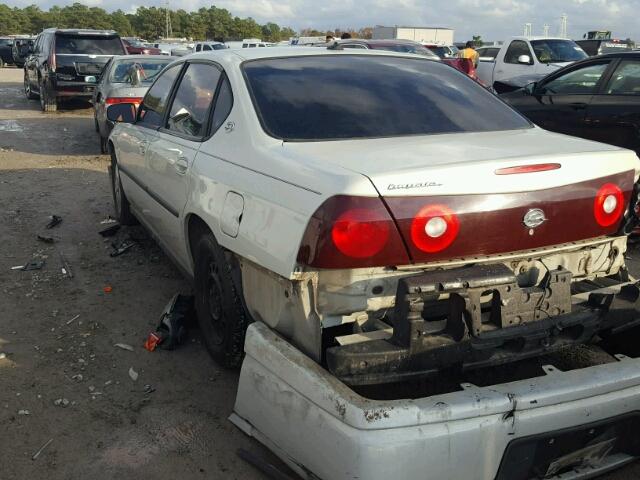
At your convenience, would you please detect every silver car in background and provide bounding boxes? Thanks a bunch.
[93,55,175,152]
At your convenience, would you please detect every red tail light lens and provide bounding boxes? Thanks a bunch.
[594,183,624,227]
[332,208,390,258]
[410,204,459,253]
[105,97,143,105]
[297,196,410,269]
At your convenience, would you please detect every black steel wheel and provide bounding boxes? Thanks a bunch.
[108,152,136,225]
[194,234,249,368]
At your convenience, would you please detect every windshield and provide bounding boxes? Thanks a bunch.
[530,40,588,63]
[110,60,171,83]
[55,35,124,55]
[243,55,530,141]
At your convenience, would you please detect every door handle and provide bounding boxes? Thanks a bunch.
[175,157,189,175]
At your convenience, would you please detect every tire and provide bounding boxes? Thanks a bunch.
[39,78,57,112]
[108,153,136,225]
[100,135,108,154]
[24,72,37,99]
[94,114,100,132]
[194,234,249,368]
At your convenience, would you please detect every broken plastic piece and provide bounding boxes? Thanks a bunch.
[99,223,121,237]
[21,260,45,271]
[144,332,163,352]
[156,294,193,350]
[46,215,62,229]
[37,234,55,243]
[110,240,136,257]
[103,286,113,293]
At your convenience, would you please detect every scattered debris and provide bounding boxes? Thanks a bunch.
[71,374,83,382]
[36,234,55,244]
[144,332,163,352]
[103,286,113,294]
[114,343,134,352]
[53,398,70,408]
[0,352,6,360]
[12,260,45,271]
[18,409,30,416]
[31,438,54,461]
[143,384,155,394]
[128,367,139,381]
[110,239,136,257]
[237,448,297,480]
[100,216,117,225]
[58,250,73,278]
[66,314,80,325]
[99,222,121,237]
[45,215,62,229]
[145,294,193,352]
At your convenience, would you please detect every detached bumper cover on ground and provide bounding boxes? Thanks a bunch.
[232,322,640,480]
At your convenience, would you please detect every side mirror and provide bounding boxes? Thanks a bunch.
[85,75,97,83]
[518,54,532,65]
[524,82,537,95]
[107,103,137,124]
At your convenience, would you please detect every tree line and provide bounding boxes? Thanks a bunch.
[0,3,299,42]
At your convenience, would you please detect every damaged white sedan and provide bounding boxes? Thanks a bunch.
[106,47,640,480]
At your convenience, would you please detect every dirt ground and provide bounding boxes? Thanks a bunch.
[1,65,639,480]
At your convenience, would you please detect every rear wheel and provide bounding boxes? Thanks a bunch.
[194,234,249,369]
[100,135,108,154]
[24,72,37,99]
[39,79,57,112]
[108,153,136,225]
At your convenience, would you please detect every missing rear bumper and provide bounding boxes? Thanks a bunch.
[327,264,640,385]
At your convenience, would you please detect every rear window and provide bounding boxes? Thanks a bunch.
[55,35,124,55]
[110,60,171,83]
[243,55,531,141]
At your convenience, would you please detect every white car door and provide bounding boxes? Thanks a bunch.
[142,61,223,267]
[494,40,535,83]
[116,62,184,211]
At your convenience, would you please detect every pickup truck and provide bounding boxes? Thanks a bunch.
[477,36,588,89]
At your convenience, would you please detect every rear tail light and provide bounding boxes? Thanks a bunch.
[105,97,143,106]
[410,204,460,253]
[594,183,624,227]
[297,196,410,269]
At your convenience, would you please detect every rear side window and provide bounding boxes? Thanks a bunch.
[540,62,610,95]
[166,63,221,138]
[55,35,124,55]
[243,55,531,141]
[138,63,183,128]
[211,76,233,132]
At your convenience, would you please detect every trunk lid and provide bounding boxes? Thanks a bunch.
[284,128,639,264]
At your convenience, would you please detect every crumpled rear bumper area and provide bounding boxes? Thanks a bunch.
[232,322,640,480]
[326,263,640,385]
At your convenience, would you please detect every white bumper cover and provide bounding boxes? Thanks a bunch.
[231,322,640,480]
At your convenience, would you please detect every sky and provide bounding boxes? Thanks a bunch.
[3,0,637,41]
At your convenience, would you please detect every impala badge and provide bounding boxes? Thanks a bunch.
[523,208,547,229]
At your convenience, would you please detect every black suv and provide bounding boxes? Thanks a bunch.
[24,29,126,112]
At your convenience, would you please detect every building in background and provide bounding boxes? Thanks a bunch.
[372,26,454,45]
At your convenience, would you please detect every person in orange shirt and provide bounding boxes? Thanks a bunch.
[459,41,480,68]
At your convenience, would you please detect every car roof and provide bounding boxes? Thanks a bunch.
[43,28,118,35]
[337,38,423,46]
[508,36,574,42]
[190,46,433,62]
[112,55,176,61]
[594,51,640,58]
